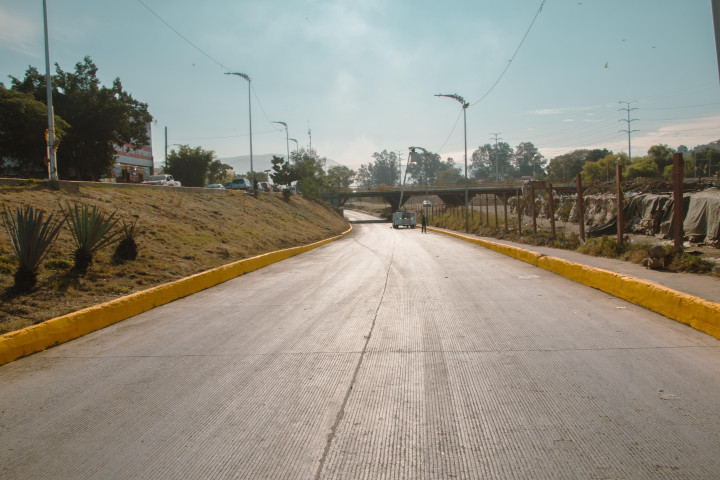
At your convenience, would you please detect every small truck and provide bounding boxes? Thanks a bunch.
[392,209,417,229]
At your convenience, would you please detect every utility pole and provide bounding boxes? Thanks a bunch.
[42,0,58,181]
[491,133,502,180]
[618,101,639,166]
[713,0,720,84]
[307,122,312,151]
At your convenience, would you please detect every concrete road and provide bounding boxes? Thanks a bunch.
[1,209,719,479]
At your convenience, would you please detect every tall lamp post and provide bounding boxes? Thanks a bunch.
[435,93,469,233]
[42,0,58,181]
[272,121,290,164]
[225,72,255,195]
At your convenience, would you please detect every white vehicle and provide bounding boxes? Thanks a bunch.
[392,209,417,229]
[142,174,181,186]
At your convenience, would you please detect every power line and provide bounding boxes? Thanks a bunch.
[136,0,230,72]
[470,0,546,107]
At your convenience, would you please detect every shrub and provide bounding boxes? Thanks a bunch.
[60,202,122,274]
[1,205,64,292]
[112,219,142,263]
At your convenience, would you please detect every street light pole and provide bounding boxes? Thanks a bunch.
[436,93,470,233]
[289,138,298,161]
[272,121,290,164]
[42,0,58,181]
[225,72,255,195]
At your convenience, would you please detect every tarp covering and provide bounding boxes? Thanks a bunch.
[586,188,720,242]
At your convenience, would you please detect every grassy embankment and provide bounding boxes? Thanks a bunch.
[0,181,349,334]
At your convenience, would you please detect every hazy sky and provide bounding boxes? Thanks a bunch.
[2,0,719,171]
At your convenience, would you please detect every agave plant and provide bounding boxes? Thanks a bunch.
[1,205,64,292]
[60,202,122,274]
[112,218,142,262]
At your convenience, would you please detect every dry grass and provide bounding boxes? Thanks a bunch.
[0,182,349,334]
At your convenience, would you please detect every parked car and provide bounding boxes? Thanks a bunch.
[226,177,253,190]
[206,183,224,189]
[142,174,181,186]
[258,181,271,192]
[271,184,282,192]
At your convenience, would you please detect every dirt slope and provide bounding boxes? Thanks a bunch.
[0,182,349,333]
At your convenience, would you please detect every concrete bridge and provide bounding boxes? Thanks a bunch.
[325,183,580,211]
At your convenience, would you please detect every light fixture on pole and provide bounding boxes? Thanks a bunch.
[272,121,290,164]
[435,93,469,233]
[225,72,255,195]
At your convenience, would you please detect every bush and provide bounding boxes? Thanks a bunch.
[60,202,122,274]
[1,205,64,292]
[112,219,142,263]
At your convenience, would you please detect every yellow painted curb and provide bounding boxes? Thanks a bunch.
[0,226,353,366]
[429,227,720,340]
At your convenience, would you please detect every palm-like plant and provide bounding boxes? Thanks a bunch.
[60,202,122,274]
[113,218,142,262]
[1,205,64,292]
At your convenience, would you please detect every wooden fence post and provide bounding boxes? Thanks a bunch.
[673,152,684,249]
[576,174,585,242]
[547,183,556,240]
[616,164,623,246]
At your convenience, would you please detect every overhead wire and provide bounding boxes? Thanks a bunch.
[137,0,283,139]
[470,0,546,108]
[136,0,230,72]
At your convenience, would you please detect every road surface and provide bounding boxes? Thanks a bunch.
[1,209,719,479]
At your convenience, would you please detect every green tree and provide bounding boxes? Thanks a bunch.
[291,148,327,198]
[206,159,233,184]
[406,149,446,185]
[580,153,626,183]
[470,144,492,179]
[357,150,400,187]
[0,83,69,177]
[548,149,596,182]
[435,158,463,184]
[625,157,660,179]
[513,142,545,177]
[270,155,297,185]
[10,57,152,180]
[470,142,513,179]
[325,165,356,191]
[647,144,674,171]
[166,145,215,187]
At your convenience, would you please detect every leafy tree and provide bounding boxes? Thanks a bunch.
[580,153,627,183]
[269,155,296,185]
[470,142,513,179]
[470,144,492,179]
[166,145,215,187]
[513,142,546,177]
[357,150,400,187]
[435,158,463,184]
[9,57,152,180]
[647,144,674,171]
[405,149,446,185]
[0,84,69,177]
[692,147,720,178]
[291,148,327,198]
[625,157,660,179]
[206,159,233,184]
[326,165,355,191]
[548,149,596,182]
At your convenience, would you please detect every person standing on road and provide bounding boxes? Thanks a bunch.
[421,214,427,233]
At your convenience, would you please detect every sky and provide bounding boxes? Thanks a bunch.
[2,0,719,173]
